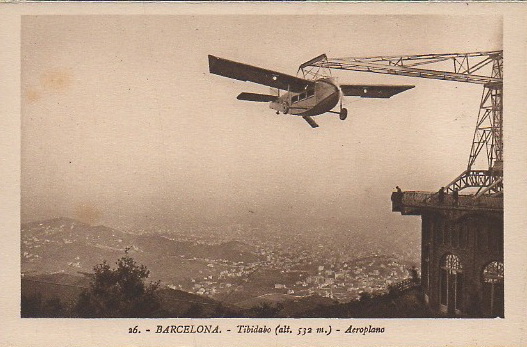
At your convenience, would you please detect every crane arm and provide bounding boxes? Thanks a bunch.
[310,51,503,85]
[305,51,504,195]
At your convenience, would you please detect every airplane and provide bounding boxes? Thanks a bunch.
[208,54,414,128]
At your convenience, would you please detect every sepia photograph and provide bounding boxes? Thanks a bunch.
[2,3,527,347]
[19,14,504,319]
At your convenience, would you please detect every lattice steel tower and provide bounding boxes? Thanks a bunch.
[308,51,503,196]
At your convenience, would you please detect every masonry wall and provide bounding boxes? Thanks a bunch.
[421,210,503,317]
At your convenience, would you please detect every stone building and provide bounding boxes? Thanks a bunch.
[392,190,503,317]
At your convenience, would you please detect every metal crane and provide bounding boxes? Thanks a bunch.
[304,51,503,197]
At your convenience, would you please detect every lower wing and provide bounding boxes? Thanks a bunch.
[340,85,414,98]
[237,92,278,102]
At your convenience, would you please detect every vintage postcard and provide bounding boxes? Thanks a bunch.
[1,2,526,346]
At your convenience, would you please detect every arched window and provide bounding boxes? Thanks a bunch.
[440,254,464,314]
[482,261,504,317]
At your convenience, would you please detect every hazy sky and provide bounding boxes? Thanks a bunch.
[21,15,502,231]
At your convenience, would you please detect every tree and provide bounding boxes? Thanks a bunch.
[184,303,204,317]
[248,302,283,318]
[74,248,161,318]
[21,294,66,318]
[359,291,372,301]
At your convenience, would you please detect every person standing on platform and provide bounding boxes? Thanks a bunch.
[438,187,445,203]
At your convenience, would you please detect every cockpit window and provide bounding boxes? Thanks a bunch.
[292,89,314,103]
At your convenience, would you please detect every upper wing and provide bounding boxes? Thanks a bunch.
[209,55,314,93]
[237,92,278,102]
[340,85,414,98]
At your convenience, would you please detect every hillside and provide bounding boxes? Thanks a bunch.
[300,287,433,318]
[21,218,262,282]
[21,273,430,318]
[21,217,427,318]
[21,273,244,318]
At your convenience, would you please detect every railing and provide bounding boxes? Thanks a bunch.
[388,278,419,294]
[392,191,503,213]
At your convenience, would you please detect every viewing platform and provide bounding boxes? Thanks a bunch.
[391,190,503,216]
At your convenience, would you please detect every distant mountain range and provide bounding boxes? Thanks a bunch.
[21,217,428,318]
[21,217,268,317]
[22,217,261,277]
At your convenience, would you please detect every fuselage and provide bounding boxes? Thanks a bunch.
[269,78,341,117]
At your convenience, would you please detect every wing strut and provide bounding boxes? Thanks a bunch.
[302,116,319,128]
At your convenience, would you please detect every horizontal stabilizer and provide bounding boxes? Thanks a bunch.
[237,92,277,102]
[302,116,319,128]
[208,55,314,93]
[340,85,414,98]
